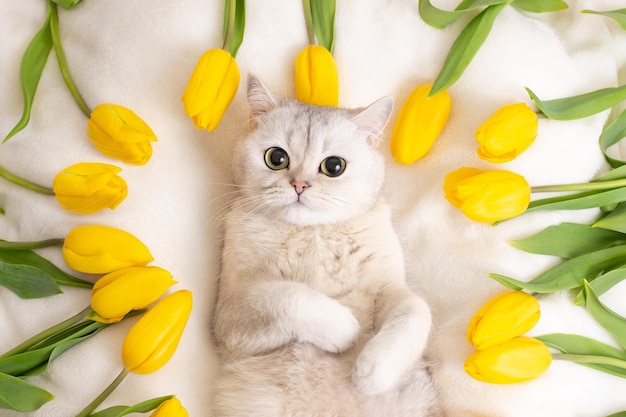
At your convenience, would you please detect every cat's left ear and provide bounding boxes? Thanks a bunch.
[351,97,393,147]
[248,74,278,129]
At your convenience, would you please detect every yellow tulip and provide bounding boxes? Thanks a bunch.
[443,167,530,222]
[294,45,339,107]
[390,83,451,164]
[182,48,240,132]
[62,225,154,274]
[467,291,540,350]
[464,337,552,384]
[150,397,188,417]
[87,104,157,165]
[122,290,192,374]
[52,162,127,214]
[91,266,176,323]
[476,103,538,163]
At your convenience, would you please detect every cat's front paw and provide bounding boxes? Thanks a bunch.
[298,297,360,353]
[352,338,407,395]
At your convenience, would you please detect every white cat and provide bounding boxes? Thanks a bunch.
[211,76,443,417]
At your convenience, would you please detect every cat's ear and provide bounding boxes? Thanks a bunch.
[247,74,277,129]
[351,97,393,147]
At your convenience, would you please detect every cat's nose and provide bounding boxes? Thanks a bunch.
[291,180,309,195]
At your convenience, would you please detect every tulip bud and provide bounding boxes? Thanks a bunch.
[91,266,176,323]
[464,337,552,384]
[150,397,188,417]
[390,83,451,164]
[182,48,240,132]
[467,291,540,350]
[443,167,530,222]
[476,103,538,163]
[294,45,339,107]
[122,290,192,374]
[52,162,127,214]
[62,225,154,274]
[87,104,157,165]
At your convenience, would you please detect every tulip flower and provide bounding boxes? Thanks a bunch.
[443,167,531,222]
[122,290,193,374]
[150,397,188,417]
[390,83,451,164]
[182,48,240,132]
[476,103,538,163]
[294,45,339,107]
[90,266,176,323]
[62,225,154,274]
[52,162,127,214]
[467,291,540,350]
[464,337,552,384]
[86,104,157,165]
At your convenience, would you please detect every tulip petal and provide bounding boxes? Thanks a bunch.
[295,45,338,107]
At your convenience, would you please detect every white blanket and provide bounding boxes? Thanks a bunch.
[2,0,626,415]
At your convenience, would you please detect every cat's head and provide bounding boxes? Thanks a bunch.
[232,75,393,226]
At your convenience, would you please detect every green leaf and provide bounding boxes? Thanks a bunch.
[489,245,626,293]
[3,11,53,143]
[594,203,626,233]
[222,0,245,57]
[582,9,626,31]
[599,108,626,168]
[50,0,83,9]
[418,0,508,29]
[310,0,336,53]
[429,3,509,96]
[511,0,568,13]
[0,259,61,298]
[607,412,626,417]
[0,372,53,412]
[509,222,626,258]
[526,84,626,121]
[89,395,175,417]
[525,187,626,214]
[594,165,626,182]
[583,280,626,350]
[574,267,626,305]
[538,333,626,378]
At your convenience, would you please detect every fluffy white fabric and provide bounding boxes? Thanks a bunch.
[1,0,626,415]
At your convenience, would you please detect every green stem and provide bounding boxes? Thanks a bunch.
[48,1,92,117]
[553,353,626,369]
[0,238,65,250]
[302,0,316,45]
[74,368,130,417]
[0,165,54,195]
[222,0,237,52]
[531,178,626,193]
[0,306,92,359]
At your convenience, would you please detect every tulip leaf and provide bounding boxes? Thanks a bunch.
[429,3,509,96]
[608,412,626,417]
[594,165,626,182]
[489,245,626,293]
[0,372,54,412]
[510,222,626,258]
[89,395,175,417]
[511,0,568,13]
[582,9,626,31]
[582,280,626,350]
[50,0,83,10]
[310,0,336,53]
[526,85,626,121]
[418,0,509,29]
[574,267,626,306]
[594,203,626,234]
[599,108,626,168]
[538,333,626,378]
[222,0,245,57]
[3,11,53,143]
[525,187,626,214]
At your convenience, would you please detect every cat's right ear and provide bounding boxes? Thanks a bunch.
[247,75,277,129]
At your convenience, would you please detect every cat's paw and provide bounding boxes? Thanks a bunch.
[352,339,407,395]
[298,297,360,353]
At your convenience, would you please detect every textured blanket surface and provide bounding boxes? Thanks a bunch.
[2,0,626,416]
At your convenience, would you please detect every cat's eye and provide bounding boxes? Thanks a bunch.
[320,156,346,177]
[264,147,289,170]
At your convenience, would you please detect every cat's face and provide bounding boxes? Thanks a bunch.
[232,77,393,226]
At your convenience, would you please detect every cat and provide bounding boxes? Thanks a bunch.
[211,75,443,417]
